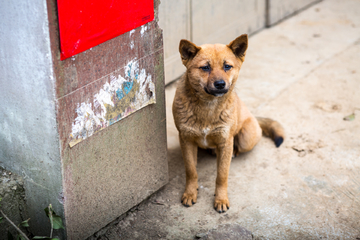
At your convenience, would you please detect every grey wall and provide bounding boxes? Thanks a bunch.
[0,0,64,237]
[159,0,266,84]
[159,0,320,84]
[267,0,320,26]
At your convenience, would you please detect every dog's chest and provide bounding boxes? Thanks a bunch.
[200,127,211,148]
[181,124,229,148]
[175,96,234,148]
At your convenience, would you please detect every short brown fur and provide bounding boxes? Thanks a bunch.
[173,34,285,213]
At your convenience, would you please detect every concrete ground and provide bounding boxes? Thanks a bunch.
[99,0,360,239]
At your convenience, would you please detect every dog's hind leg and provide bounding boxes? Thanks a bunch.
[179,137,199,207]
[233,117,262,156]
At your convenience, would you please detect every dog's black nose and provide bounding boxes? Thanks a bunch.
[214,80,226,90]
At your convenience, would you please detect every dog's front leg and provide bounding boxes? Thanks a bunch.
[179,136,198,207]
[214,137,233,213]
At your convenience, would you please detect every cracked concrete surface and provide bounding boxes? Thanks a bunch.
[92,0,360,239]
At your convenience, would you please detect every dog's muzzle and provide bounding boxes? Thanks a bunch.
[204,87,229,97]
[205,80,229,96]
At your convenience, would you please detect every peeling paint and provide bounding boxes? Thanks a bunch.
[129,29,135,49]
[69,59,156,147]
[140,25,148,36]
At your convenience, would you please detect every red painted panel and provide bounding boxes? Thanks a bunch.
[57,0,154,60]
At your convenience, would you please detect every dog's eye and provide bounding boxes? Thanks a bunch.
[224,64,233,71]
[200,66,210,71]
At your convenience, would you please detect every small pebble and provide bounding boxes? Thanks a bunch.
[195,232,207,238]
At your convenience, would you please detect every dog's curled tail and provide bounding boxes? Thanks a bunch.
[256,117,285,148]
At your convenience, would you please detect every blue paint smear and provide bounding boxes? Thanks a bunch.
[126,63,138,80]
[109,115,121,126]
[123,81,133,95]
[127,64,132,78]
[116,88,124,100]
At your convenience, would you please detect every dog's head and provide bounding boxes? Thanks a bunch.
[179,34,248,97]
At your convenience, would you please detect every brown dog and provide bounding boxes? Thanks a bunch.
[172,34,285,213]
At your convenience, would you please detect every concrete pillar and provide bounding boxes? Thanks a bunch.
[0,0,167,239]
[0,0,64,237]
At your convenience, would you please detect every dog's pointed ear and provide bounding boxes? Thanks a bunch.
[179,39,201,66]
[228,34,248,62]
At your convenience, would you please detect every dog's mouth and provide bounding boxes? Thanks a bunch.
[204,88,229,97]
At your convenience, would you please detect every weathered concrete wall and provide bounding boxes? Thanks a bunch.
[159,0,266,84]
[191,0,266,45]
[0,0,64,237]
[159,0,192,85]
[267,0,321,26]
[160,0,321,84]
[46,0,168,238]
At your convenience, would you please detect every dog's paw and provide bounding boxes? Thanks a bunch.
[214,198,230,213]
[181,192,197,207]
